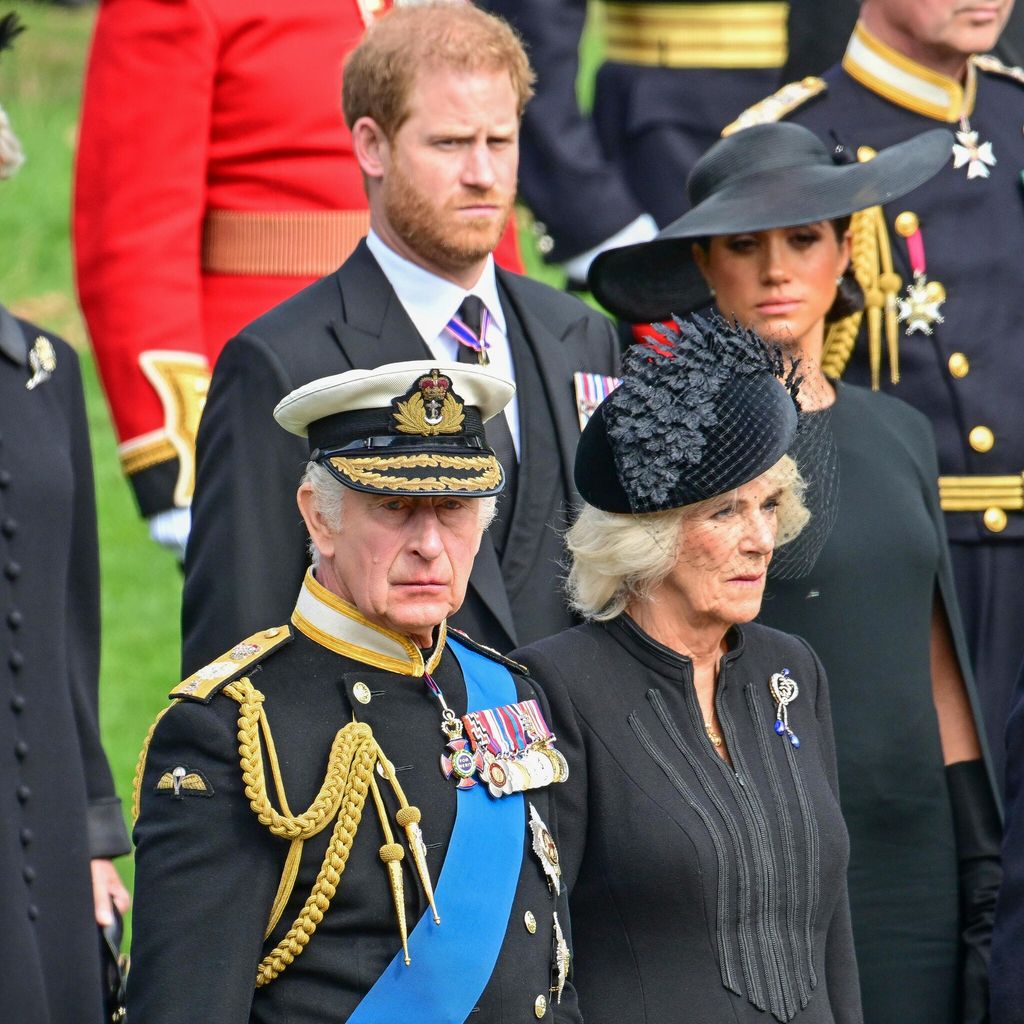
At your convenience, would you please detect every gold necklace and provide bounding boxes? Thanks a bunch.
[704,721,723,748]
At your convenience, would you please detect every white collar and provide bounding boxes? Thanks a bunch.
[291,569,446,677]
[366,229,507,344]
[843,20,977,122]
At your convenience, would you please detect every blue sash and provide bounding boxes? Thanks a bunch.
[347,637,525,1024]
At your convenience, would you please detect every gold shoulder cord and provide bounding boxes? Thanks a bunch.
[823,149,902,387]
[131,678,440,986]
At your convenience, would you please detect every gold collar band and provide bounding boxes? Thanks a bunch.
[843,20,976,121]
[291,569,446,676]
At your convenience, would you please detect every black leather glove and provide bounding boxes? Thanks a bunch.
[947,759,1002,1024]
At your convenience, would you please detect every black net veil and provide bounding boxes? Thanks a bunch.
[604,314,838,582]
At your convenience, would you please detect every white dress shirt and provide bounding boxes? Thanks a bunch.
[366,230,521,456]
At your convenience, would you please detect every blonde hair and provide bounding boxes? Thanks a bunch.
[342,2,535,138]
[566,455,809,621]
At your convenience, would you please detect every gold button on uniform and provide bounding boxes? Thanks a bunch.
[857,145,877,162]
[948,352,970,378]
[534,994,547,1019]
[984,507,1008,533]
[524,910,537,934]
[969,426,994,453]
[894,210,920,237]
[353,682,372,705]
[263,628,280,638]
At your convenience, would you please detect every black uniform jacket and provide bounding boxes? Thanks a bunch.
[0,307,130,1024]
[181,240,619,675]
[131,572,579,1023]
[514,616,863,1024]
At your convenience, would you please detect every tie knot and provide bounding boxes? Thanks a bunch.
[457,295,485,337]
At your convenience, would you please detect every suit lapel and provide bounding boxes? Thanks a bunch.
[329,241,432,366]
[497,272,581,498]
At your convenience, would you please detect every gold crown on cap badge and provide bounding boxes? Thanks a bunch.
[392,368,465,436]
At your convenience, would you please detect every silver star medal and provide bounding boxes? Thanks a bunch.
[898,275,946,335]
[952,129,996,180]
[25,336,56,390]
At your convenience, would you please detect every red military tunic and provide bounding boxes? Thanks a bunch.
[74,0,523,518]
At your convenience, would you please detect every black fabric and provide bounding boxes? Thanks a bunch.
[759,383,997,1024]
[513,617,861,1024]
[181,241,620,674]
[992,668,1024,1022]
[0,312,130,1024]
[129,628,580,1023]
[946,760,1001,1024]
[787,61,1024,786]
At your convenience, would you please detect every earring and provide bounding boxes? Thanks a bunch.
[835,275,844,287]
[708,287,717,298]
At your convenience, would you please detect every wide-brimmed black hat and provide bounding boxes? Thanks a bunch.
[274,361,515,497]
[576,315,800,514]
[588,122,952,323]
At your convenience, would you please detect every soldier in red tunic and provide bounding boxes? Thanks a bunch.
[73,0,523,554]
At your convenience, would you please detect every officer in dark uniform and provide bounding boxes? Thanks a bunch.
[482,0,791,285]
[129,361,578,1023]
[724,0,1024,790]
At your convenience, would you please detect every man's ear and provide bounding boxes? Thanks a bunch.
[297,483,335,560]
[352,116,389,180]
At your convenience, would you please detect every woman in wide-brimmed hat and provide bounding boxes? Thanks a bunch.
[589,123,1001,1024]
[514,312,861,1024]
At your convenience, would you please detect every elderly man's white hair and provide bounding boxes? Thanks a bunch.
[302,461,499,566]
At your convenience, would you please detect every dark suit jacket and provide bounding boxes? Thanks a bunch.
[181,241,619,674]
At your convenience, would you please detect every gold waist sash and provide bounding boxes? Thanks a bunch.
[938,474,1024,512]
[201,209,370,277]
[600,1,789,69]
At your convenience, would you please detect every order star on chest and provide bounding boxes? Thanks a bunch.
[952,128,996,179]
[898,275,946,335]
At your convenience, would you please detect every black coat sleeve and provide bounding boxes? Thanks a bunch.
[992,670,1024,1024]
[797,637,863,1024]
[128,697,281,1023]
[181,332,311,675]
[480,0,646,261]
[60,346,131,859]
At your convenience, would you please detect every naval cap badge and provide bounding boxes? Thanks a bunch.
[392,368,465,436]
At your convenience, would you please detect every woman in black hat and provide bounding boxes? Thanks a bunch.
[514,315,861,1024]
[587,124,1000,1024]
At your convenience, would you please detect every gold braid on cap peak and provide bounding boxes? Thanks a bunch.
[217,676,439,985]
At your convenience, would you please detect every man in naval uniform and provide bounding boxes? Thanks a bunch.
[129,361,578,1023]
[724,0,1024,791]
[181,2,620,675]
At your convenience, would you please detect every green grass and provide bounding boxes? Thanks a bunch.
[2,2,181,939]
[2,0,602,947]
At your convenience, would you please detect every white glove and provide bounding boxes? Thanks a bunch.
[148,505,192,563]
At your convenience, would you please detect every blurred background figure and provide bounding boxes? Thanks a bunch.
[589,122,1001,1024]
[73,0,524,561]
[482,0,791,289]
[0,17,130,1023]
[723,0,1024,794]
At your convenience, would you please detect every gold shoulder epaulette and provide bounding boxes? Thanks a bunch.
[170,626,293,703]
[448,628,529,676]
[722,76,828,136]
[972,53,1024,87]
